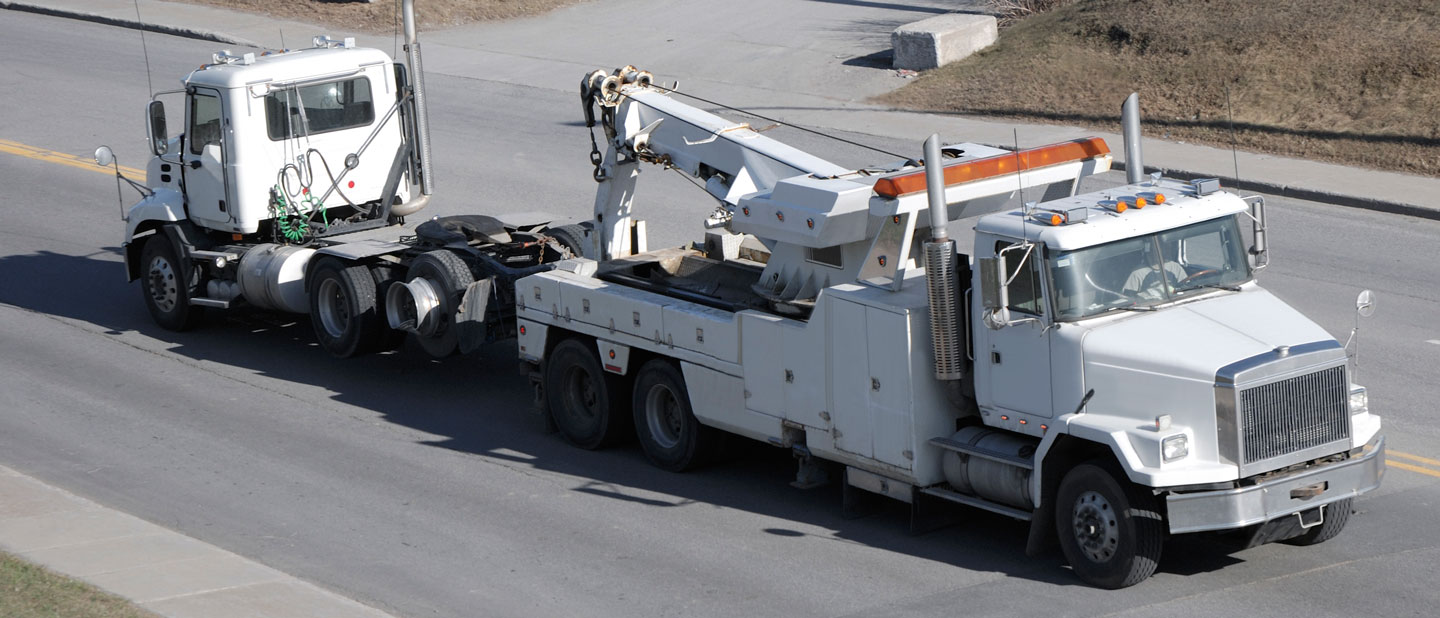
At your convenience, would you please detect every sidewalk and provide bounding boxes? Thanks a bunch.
[0,465,396,618]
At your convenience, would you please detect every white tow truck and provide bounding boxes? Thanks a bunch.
[516,67,1386,588]
[96,0,589,357]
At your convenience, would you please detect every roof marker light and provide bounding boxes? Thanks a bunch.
[1032,210,1067,226]
[1138,191,1166,205]
[1099,199,1126,213]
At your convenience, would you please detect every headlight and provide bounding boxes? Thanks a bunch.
[1162,434,1189,462]
[1349,386,1368,415]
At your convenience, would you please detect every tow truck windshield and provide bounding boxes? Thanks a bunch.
[1048,215,1252,319]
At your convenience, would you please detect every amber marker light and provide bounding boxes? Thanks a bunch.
[873,137,1111,198]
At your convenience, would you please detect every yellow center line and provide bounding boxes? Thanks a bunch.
[1388,460,1440,479]
[0,138,146,178]
[1389,450,1440,468]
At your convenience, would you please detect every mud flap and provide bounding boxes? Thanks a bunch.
[455,277,493,354]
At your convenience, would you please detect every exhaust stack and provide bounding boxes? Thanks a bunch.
[922,134,965,381]
[389,0,434,217]
[1122,92,1144,184]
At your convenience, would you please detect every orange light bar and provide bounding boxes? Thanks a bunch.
[874,137,1112,198]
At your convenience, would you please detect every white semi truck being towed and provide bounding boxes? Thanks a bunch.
[517,67,1385,587]
[97,0,590,357]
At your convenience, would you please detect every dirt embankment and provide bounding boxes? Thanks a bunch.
[883,0,1440,176]
[175,0,588,32]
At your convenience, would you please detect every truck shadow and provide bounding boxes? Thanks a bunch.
[0,249,1248,587]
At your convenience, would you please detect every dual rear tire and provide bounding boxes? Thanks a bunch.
[308,257,383,358]
[544,337,717,471]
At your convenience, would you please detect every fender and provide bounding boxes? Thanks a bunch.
[1024,415,1143,556]
[123,188,187,244]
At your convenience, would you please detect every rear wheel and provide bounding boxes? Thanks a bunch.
[308,258,381,358]
[406,250,473,357]
[140,234,203,331]
[1055,462,1165,589]
[1283,498,1352,546]
[545,223,592,259]
[544,338,629,449]
[632,359,718,472]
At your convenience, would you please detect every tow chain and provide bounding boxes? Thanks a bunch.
[587,121,606,183]
[581,66,653,183]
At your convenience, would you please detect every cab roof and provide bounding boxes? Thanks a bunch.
[183,44,393,90]
[975,179,1250,250]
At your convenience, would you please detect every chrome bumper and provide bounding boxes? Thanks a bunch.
[1165,435,1385,534]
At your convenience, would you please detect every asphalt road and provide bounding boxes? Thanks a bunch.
[2,10,1439,618]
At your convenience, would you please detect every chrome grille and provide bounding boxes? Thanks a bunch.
[1239,365,1349,465]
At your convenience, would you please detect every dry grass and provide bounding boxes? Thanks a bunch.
[988,0,1076,26]
[0,550,158,618]
[884,0,1440,176]
[173,0,589,33]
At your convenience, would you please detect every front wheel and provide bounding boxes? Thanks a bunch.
[632,359,718,472]
[1055,463,1165,589]
[1282,498,1352,546]
[139,234,203,331]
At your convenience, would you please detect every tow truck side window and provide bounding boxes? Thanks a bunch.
[995,241,1045,316]
[188,90,222,156]
[265,77,375,140]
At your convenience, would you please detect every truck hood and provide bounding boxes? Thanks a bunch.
[1081,288,1336,383]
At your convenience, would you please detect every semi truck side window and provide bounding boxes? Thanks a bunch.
[188,91,222,156]
[995,241,1045,316]
[265,77,375,140]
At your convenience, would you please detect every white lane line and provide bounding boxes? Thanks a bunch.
[1428,340,1440,345]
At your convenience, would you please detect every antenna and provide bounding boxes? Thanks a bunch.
[1225,84,1242,194]
[131,0,154,95]
[279,27,286,50]
[1014,128,1031,247]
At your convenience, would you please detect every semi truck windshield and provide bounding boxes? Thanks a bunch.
[1048,216,1252,319]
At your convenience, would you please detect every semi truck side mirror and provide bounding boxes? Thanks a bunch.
[978,256,1010,329]
[1356,289,1376,317]
[146,100,168,156]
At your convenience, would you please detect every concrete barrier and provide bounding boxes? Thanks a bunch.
[892,14,998,71]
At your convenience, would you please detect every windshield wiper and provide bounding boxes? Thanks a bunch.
[1183,282,1241,293]
[1116,304,1156,312]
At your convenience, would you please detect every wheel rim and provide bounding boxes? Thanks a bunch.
[147,255,179,312]
[644,383,684,450]
[315,278,351,339]
[1072,490,1120,563]
[563,366,600,424]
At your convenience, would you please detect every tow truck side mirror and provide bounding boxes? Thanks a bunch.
[146,100,168,156]
[979,256,1010,329]
[1246,195,1268,270]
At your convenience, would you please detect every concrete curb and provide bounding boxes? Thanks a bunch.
[0,465,399,618]
[0,1,261,47]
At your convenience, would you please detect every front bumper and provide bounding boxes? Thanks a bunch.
[1165,434,1385,534]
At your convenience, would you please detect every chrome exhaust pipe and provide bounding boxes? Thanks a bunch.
[922,134,964,381]
[1122,92,1144,184]
[402,0,434,198]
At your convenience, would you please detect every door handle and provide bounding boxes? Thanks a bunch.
[188,159,202,169]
